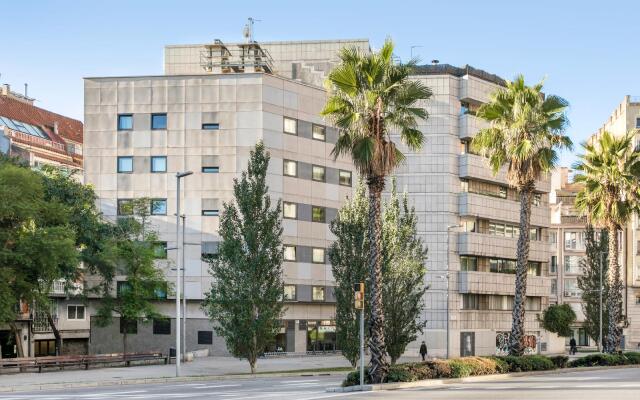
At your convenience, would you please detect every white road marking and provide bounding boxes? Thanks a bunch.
[193,384,242,389]
[280,379,320,384]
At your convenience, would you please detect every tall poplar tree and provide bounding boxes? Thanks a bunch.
[203,141,284,374]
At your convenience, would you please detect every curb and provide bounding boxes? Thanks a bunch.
[0,370,349,393]
[326,364,640,392]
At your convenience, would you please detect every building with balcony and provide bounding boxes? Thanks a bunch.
[391,64,562,357]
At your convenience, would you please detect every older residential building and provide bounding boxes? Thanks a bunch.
[0,83,86,358]
[395,64,563,357]
[83,38,364,355]
[595,96,640,351]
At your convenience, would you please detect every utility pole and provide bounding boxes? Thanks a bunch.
[599,252,603,353]
[174,171,192,377]
[181,214,187,361]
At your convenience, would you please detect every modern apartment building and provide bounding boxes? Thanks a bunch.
[595,96,640,350]
[83,38,364,355]
[0,83,86,358]
[395,64,563,357]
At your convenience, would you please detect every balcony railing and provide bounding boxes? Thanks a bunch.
[49,279,83,296]
[32,315,57,333]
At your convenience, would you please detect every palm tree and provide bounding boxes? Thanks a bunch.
[472,75,571,356]
[574,130,640,352]
[322,39,432,382]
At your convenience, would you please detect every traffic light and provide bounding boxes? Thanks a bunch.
[354,282,364,310]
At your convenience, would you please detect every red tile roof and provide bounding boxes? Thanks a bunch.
[0,94,83,144]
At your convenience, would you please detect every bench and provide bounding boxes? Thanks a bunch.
[0,352,169,374]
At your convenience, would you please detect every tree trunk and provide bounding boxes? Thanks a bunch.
[123,332,128,357]
[46,310,62,356]
[509,187,533,356]
[605,221,623,353]
[367,176,389,383]
[8,322,24,358]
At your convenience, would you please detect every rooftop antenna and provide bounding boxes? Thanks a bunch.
[24,83,28,97]
[243,17,261,43]
[410,45,423,59]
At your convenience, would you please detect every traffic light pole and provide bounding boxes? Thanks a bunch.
[359,306,364,389]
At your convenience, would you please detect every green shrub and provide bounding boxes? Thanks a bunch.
[343,368,370,387]
[549,355,569,369]
[490,357,510,374]
[496,355,555,372]
[449,359,474,378]
[387,365,417,383]
[405,362,437,380]
[569,353,630,367]
[624,352,640,364]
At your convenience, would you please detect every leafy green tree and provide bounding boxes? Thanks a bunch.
[574,130,640,352]
[328,182,370,367]
[577,227,610,347]
[540,304,577,337]
[94,198,168,355]
[203,142,284,373]
[322,39,432,382]
[472,76,571,355]
[381,180,427,364]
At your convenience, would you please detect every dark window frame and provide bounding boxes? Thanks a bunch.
[283,201,297,219]
[153,241,168,259]
[117,156,133,173]
[311,206,326,223]
[338,170,352,186]
[117,114,133,131]
[312,165,326,182]
[150,156,167,173]
[117,199,133,216]
[202,166,220,173]
[151,113,167,130]
[283,117,297,135]
[198,330,213,345]
[284,284,297,301]
[312,124,326,142]
[284,245,297,261]
[202,209,220,216]
[150,198,167,215]
[283,159,298,177]
[202,123,220,130]
[153,318,171,335]
[312,286,325,302]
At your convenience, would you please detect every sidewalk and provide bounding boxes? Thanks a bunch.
[0,355,352,392]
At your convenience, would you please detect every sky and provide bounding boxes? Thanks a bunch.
[2,0,640,166]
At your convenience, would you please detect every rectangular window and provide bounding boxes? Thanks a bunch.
[551,280,558,295]
[312,286,325,301]
[151,113,167,130]
[198,331,213,345]
[151,199,167,215]
[312,165,326,182]
[498,186,507,199]
[527,262,541,276]
[117,156,133,173]
[117,281,132,297]
[120,318,138,334]
[564,231,585,250]
[564,278,581,297]
[283,117,297,135]
[202,166,219,173]
[117,199,133,216]
[312,248,325,264]
[153,242,167,259]
[201,242,219,258]
[549,232,557,244]
[460,180,469,192]
[202,209,219,216]
[117,114,133,131]
[530,228,539,241]
[283,160,297,177]
[460,256,478,271]
[67,305,85,320]
[462,294,479,310]
[154,284,167,300]
[283,202,297,219]
[339,170,352,186]
[312,124,326,141]
[533,193,542,206]
[284,285,297,301]
[153,318,171,335]
[462,220,476,233]
[151,156,167,173]
[636,117,640,129]
[202,123,219,130]
[312,206,325,223]
[284,245,296,261]
[564,255,582,274]
[550,256,557,273]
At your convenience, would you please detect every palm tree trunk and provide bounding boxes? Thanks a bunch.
[509,187,533,356]
[367,176,388,383]
[605,222,623,353]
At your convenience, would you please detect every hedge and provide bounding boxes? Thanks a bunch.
[342,352,640,387]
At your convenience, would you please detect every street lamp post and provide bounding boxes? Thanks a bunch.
[181,214,187,362]
[175,171,192,377]
[599,252,604,353]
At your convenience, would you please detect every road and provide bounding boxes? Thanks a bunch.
[0,367,639,399]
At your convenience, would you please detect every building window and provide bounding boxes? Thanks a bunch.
[460,256,478,271]
[283,117,297,135]
[529,228,539,241]
[202,123,219,130]
[564,255,582,274]
[284,245,296,261]
[489,258,516,274]
[564,278,581,297]
[67,305,85,320]
[489,222,519,238]
[550,256,557,273]
[284,285,297,301]
[153,242,167,259]
[202,166,219,173]
[312,286,325,301]
[565,231,585,250]
[312,248,325,264]
[154,284,168,300]
[312,206,325,223]
[117,199,133,216]
[549,232,557,244]
[283,202,297,219]
[151,113,167,130]
[527,262,542,276]
[117,156,133,173]
[283,160,297,177]
[312,165,326,182]
[202,242,219,258]
[533,193,542,206]
[551,280,558,295]
[636,296,640,305]
[120,318,138,334]
[117,114,133,131]
[636,117,640,129]
[339,170,352,186]
[152,318,171,335]
[312,124,326,141]
[151,156,167,173]
[202,209,219,216]
[462,294,479,310]
[198,331,213,345]
[151,199,167,215]
[117,281,132,297]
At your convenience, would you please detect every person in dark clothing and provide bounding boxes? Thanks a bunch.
[419,341,428,361]
[569,338,577,355]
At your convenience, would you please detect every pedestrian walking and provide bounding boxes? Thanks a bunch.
[569,338,577,355]
[419,341,428,361]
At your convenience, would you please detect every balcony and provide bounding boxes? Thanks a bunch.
[459,113,489,140]
[458,192,550,227]
[457,231,552,262]
[458,271,552,297]
[50,279,84,297]
[457,310,542,331]
[459,153,551,193]
[32,314,57,333]
[459,75,497,104]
